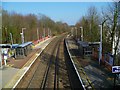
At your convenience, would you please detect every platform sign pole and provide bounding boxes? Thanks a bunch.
[112,66,120,88]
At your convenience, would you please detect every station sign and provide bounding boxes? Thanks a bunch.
[112,66,120,73]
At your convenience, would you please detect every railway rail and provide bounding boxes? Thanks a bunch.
[15,35,71,89]
[12,34,87,90]
[40,36,61,89]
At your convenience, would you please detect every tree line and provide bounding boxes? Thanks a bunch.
[2,10,70,44]
[75,2,120,65]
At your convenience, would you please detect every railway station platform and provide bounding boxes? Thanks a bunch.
[65,36,120,89]
[0,37,54,89]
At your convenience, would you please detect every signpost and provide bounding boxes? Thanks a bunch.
[112,66,120,88]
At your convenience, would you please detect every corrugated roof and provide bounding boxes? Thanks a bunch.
[78,41,89,47]
[18,42,33,48]
[12,44,19,48]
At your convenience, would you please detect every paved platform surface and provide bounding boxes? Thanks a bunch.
[0,67,19,89]
[66,37,120,89]
[0,37,53,89]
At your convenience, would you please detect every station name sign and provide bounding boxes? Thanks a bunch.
[112,66,120,73]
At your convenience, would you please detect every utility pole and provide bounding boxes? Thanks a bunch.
[99,25,102,65]
[10,33,13,45]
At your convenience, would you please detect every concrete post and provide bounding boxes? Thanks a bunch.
[99,25,102,65]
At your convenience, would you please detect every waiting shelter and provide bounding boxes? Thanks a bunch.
[15,42,33,59]
[78,41,92,58]
[89,42,100,60]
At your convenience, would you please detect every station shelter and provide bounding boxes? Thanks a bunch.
[89,42,100,60]
[15,42,33,59]
[78,41,92,58]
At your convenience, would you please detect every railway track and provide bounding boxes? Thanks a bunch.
[15,35,71,89]
[40,36,61,89]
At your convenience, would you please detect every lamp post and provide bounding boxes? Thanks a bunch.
[20,28,26,44]
[43,28,45,40]
[99,25,102,65]
[71,27,73,36]
[80,27,83,41]
[75,27,77,40]
[5,27,7,43]
[10,33,13,45]
[37,28,39,42]
[50,29,52,37]
[48,28,49,37]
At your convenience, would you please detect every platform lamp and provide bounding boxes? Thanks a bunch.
[20,28,26,44]
[80,27,83,41]
[75,27,77,40]
[10,33,13,45]
[37,28,39,42]
[99,25,102,65]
